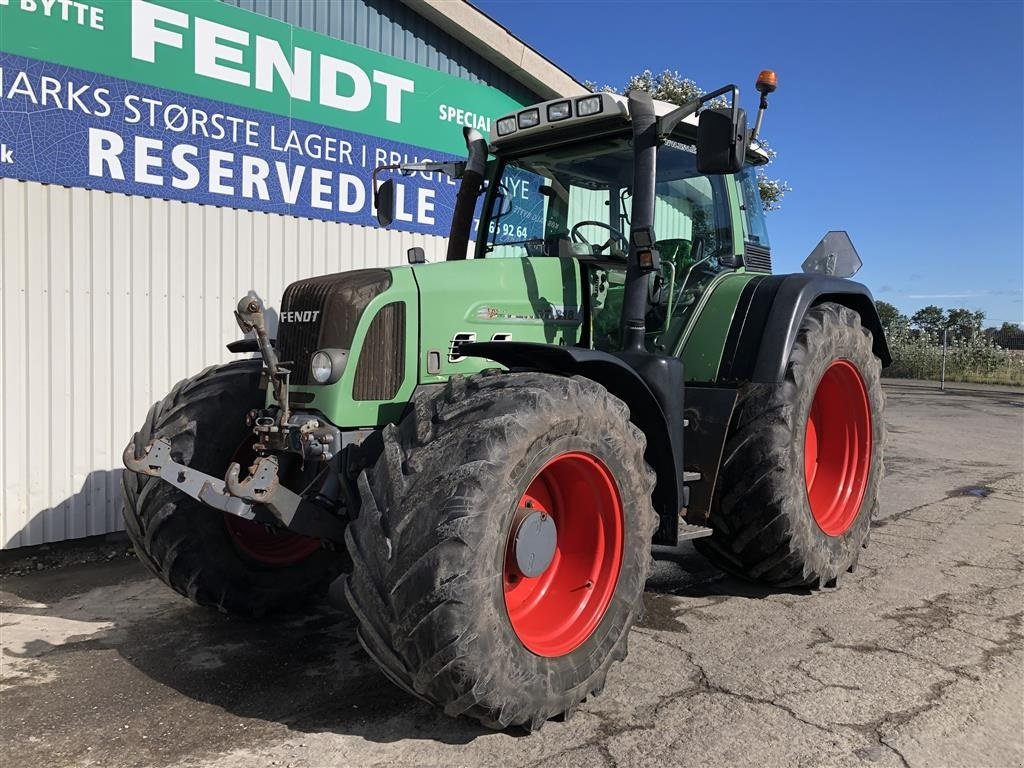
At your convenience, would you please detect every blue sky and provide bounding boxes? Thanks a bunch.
[475,0,1024,326]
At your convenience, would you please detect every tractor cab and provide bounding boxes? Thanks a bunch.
[375,81,775,362]
[477,94,773,356]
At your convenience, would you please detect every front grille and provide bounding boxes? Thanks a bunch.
[276,269,391,385]
[353,302,406,401]
[743,243,773,273]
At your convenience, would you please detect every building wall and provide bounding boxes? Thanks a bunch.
[0,179,448,548]
[222,0,539,105]
[0,0,549,549]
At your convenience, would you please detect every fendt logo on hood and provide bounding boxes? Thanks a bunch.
[280,310,321,323]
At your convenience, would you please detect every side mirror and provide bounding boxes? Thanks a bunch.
[696,108,747,175]
[374,179,395,228]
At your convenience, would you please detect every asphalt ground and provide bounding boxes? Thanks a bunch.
[2,382,1022,768]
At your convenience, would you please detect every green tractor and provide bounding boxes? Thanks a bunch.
[123,71,888,730]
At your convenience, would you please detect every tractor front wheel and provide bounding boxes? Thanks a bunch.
[121,360,345,616]
[696,302,885,587]
[344,372,657,730]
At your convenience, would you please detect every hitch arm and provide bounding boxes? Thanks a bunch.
[123,437,347,541]
[123,438,257,520]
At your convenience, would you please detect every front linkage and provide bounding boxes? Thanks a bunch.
[123,295,352,543]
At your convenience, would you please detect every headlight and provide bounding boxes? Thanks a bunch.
[310,348,348,385]
[547,100,571,121]
[517,108,540,129]
[311,351,333,383]
[576,95,603,117]
[496,116,517,136]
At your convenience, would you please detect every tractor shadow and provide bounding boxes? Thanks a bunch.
[647,542,812,600]
[1,542,806,756]
[639,543,813,634]
[0,561,506,753]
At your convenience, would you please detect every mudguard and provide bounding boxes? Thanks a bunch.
[718,274,891,383]
[459,341,684,544]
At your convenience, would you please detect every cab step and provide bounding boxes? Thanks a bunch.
[678,523,713,541]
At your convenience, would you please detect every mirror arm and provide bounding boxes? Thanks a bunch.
[372,160,467,193]
[399,160,467,178]
[657,98,701,137]
[699,84,741,131]
[657,84,740,138]
[372,158,470,229]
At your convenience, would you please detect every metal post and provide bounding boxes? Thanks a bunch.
[940,327,948,391]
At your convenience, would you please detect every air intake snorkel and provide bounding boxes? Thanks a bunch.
[620,91,660,354]
[446,127,488,261]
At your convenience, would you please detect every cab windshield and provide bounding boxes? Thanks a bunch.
[477,137,735,352]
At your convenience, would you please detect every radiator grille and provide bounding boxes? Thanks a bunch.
[275,269,391,385]
[353,302,406,401]
[743,243,773,273]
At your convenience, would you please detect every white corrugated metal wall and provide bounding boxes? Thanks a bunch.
[0,178,448,548]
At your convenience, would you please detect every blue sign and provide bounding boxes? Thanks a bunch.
[0,53,477,237]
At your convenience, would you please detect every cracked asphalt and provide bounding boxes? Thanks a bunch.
[2,382,1022,768]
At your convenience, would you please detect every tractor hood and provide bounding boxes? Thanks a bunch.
[274,266,419,428]
[274,257,584,429]
[411,256,584,385]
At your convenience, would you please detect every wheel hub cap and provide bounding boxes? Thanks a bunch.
[512,508,558,578]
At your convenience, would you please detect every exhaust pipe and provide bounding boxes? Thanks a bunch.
[620,90,659,354]
[446,127,488,261]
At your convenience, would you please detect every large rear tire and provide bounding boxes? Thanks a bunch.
[344,371,657,729]
[121,360,345,616]
[695,302,885,587]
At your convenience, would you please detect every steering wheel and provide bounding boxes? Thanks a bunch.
[570,220,627,255]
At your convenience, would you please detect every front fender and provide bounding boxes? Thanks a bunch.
[459,341,683,544]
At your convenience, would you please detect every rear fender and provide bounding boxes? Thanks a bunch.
[719,275,891,384]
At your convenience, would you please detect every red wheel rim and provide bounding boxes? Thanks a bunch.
[224,514,322,566]
[804,359,872,536]
[222,439,321,566]
[503,452,624,657]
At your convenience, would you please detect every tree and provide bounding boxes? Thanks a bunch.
[584,69,791,210]
[910,305,946,339]
[945,308,985,342]
[985,321,1024,349]
[875,300,907,332]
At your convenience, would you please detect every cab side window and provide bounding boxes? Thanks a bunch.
[738,167,770,247]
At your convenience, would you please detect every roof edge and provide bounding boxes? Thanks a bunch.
[398,0,588,100]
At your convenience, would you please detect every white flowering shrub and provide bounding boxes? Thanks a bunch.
[885,324,1024,385]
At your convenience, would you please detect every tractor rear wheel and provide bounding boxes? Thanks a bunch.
[344,371,657,729]
[121,360,345,616]
[696,302,885,587]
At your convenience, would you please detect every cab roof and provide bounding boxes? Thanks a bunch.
[490,92,770,165]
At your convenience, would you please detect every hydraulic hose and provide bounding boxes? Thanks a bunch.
[621,91,659,353]
[446,127,488,261]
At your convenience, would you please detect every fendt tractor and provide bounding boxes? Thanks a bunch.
[123,71,889,729]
